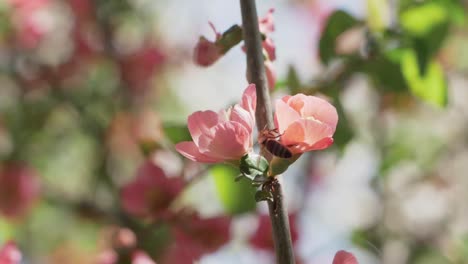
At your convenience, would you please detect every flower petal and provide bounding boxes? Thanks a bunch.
[187,111,219,144]
[263,38,276,61]
[175,141,221,163]
[275,99,301,133]
[230,105,254,132]
[259,8,275,34]
[282,119,333,148]
[333,250,358,264]
[264,60,276,91]
[199,122,250,161]
[288,94,338,131]
[240,84,257,119]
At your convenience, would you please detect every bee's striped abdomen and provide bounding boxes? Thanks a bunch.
[264,139,292,159]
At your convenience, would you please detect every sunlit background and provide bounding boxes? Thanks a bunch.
[1,0,468,263]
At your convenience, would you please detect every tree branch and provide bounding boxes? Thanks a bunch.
[239,1,295,263]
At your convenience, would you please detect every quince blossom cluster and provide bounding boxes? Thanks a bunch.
[194,9,277,90]
[175,84,338,166]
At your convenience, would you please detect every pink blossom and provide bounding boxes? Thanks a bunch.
[264,60,276,91]
[132,251,156,264]
[0,241,21,264]
[161,213,231,264]
[333,250,358,264]
[259,8,275,34]
[96,250,117,264]
[0,163,40,219]
[193,22,223,67]
[274,94,338,154]
[120,45,166,93]
[262,37,276,61]
[120,161,184,219]
[8,0,50,49]
[176,84,256,164]
[259,8,276,61]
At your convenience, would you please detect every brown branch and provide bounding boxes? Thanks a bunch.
[239,1,295,263]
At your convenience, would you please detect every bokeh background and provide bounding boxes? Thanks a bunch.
[1,0,468,263]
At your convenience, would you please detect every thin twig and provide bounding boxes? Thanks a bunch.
[239,0,295,263]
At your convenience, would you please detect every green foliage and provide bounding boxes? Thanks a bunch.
[351,229,381,254]
[239,153,269,182]
[163,123,191,145]
[361,48,408,93]
[218,25,244,54]
[328,89,354,149]
[401,49,447,107]
[211,165,257,215]
[319,10,361,65]
[411,248,451,264]
[400,3,449,37]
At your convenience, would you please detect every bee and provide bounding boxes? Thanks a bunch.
[258,128,294,159]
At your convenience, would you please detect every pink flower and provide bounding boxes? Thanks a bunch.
[274,94,338,154]
[259,8,275,34]
[176,84,256,164]
[262,37,276,61]
[0,163,40,219]
[264,60,276,91]
[120,45,166,93]
[9,0,50,49]
[193,22,223,67]
[96,250,118,264]
[333,250,358,264]
[132,251,156,264]
[120,161,184,219]
[0,241,21,264]
[161,213,231,264]
[259,8,276,61]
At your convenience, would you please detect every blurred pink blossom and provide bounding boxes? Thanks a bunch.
[0,163,40,219]
[120,45,166,93]
[0,241,21,264]
[176,84,256,164]
[264,60,276,91]
[259,8,275,34]
[120,161,184,219]
[262,37,276,62]
[8,0,50,49]
[161,213,231,264]
[259,8,276,61]
[332,250,358,264]
[132,251,156,264]
[96,250,118,264]
[193,22,223,67]
[275,94,338,154]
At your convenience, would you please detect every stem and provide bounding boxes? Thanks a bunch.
[239,1,295,263]
[239,0,273,131]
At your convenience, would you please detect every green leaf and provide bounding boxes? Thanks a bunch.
[0,219,15,243]
[211,165,257,215]
[162,123,191,144]
[218,24,243,54]
[411,249,451,264]
[319,10,361,65]
[400,3,448,37]
[367,0,389,31]
[285,66,301,94]
[401,49,447,107]
[400,2,453,74]
[239,153,269,180]
[363,49,408,93]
